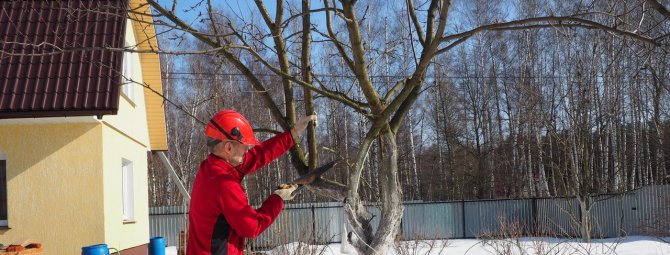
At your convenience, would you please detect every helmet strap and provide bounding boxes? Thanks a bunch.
[209,119,244,142]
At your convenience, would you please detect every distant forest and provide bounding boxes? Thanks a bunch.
[147,0,669,206]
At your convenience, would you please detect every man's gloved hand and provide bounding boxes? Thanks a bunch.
[291,114,317,139]
[273,183,299,200]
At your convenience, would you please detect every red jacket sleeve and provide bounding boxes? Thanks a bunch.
[216,177,284,238]
[239,131,294,174]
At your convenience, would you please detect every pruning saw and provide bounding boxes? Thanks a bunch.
[288,160,338,196]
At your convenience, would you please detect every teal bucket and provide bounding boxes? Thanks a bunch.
[81,244,119,255]
[149,236,166,255]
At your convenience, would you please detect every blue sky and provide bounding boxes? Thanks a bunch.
[155,0,329,33]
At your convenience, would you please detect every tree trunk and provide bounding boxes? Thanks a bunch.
[408,116,421,200]
[536,129,550,196]
[577,195,593,242]
[370,131,404,254]
[345,130,404,255]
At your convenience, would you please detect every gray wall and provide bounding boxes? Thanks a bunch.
[149,185,669,249]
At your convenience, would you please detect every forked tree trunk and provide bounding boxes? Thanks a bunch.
[345,130,404,255]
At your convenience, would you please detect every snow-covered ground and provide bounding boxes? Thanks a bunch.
[262,236,670,255]
[166,236,670,255]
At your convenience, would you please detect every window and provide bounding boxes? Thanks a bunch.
[122,159,134,221]
[121,40,135,102]
[0,154,7,227]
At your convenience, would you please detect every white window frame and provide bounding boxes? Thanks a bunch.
[0,153,7,227]
[122,159,135,222]
[121,40,135,102]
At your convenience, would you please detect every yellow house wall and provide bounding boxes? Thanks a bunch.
[101,125,150,250]
[100,18,151,250]
[104,18,150,147]
[0,123,104,254]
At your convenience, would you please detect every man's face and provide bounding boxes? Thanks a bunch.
[224,140,253,166]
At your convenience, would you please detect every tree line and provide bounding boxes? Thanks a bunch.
[149,0,669,206]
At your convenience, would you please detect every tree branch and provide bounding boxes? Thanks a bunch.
[206,0,222,46]
[383,79,406,104]
[0,42,240,56]
[424,0,439,45]
[434,36,470,56]
[281,7,344,28]
[254,0,299,150]
[231,38,370,114]
[324,0,356,71]
[647,0,670,20]
[341,1,384,114]
[223,13,371,116]
[147,0,219,47]
[302,0,318,170]
[148,0,291,133]
[310,26,354,52]
[440,16,660,47]
[405,0,426,46]
[253,0,276,30]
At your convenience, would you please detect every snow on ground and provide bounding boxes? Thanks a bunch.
[258,236,670,255]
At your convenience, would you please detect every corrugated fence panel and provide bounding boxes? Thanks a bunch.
[150,185,669,250]
[536,197,580,236]
[591,195,624,238]
[624,185,670,235]
[401,202,461,239]
[313,205,346,243]
[501,199,534,235]
[464,199,533,238]
[257,207,312,248]
[621,189,639,234]
[589,185,670,238]
[149,205,188,247]
[251,202,344,249]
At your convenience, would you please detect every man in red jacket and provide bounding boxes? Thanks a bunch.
[187,109,317,255]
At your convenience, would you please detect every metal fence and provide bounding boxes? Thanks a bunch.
[149,185,669,249]
[149,206,189,248]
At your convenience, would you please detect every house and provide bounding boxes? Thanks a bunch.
[0,0,167,254]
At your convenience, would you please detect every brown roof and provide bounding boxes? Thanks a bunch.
[0,0,128,119]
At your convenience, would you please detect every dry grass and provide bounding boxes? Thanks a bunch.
[393,233,450,255]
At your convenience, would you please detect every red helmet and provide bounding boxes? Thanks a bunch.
[205,110,260,145]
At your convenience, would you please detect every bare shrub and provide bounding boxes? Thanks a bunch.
[477,217,531,255]
[393,233,450,255]
[476,215,626,255]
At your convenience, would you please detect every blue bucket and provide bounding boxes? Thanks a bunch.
[149,236,166,255]
[81,244,109,255]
